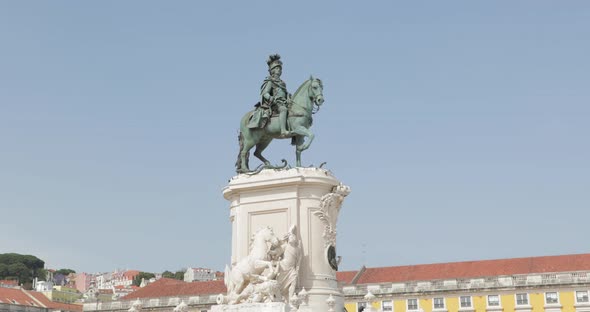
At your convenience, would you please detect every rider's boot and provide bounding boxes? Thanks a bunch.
[279,108,290,137]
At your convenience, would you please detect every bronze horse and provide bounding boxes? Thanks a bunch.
[236,77,324,173]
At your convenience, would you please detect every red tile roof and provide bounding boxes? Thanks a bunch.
[0,280,18,287]
[336,271,358,284]
[122,278,226,300]
[27,291,83,312]
[123,270,141,279]
[355,253,590,285]
[0,287,81,312]
[0,287,38,306]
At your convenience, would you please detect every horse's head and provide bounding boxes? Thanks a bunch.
[309,75,324,107]
[251,227,280,252]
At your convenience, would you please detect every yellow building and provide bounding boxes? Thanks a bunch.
[42,285,83,303]
[340,254,590,312]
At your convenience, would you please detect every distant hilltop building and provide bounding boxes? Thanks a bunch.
[183,268,217,282]
[74,273,95,293]
[82,253,590,312]
[96,270,140,290]
[33,280,53,292]
[0,280,19,289]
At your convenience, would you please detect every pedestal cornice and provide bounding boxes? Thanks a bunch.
[223,168,339,200]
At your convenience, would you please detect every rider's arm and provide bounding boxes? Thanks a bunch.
[261,81,273,102]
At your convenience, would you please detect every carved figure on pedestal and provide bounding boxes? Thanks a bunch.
[236,54,325,173]
[234,263,282,304]
[223,227,280,304]
[276,225,302,301]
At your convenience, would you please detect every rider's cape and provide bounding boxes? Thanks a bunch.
[247,104,268,129]
[260,76,287,99]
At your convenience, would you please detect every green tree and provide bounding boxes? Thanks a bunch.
[0,253,19,265]
[0,263,8,277]
[7,263,29,284]
[174,271,184,280]
[132,272,156,286]
[0,253,46,287]
[0,254,44,270]
[55,269,76,276]
[161,271,175,279]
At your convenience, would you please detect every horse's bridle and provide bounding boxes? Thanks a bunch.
[310,79,323,114]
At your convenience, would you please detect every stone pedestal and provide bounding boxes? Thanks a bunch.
[211,302,289,312]
[221,168,350,312]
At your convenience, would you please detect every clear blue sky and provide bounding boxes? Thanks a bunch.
[1,1,588,274]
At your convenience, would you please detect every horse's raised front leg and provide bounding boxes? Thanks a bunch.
[291,127,314,152]
[290,127,314,167]
[292,136,304,167]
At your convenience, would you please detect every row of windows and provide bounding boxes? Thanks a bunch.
[357,291,590,312]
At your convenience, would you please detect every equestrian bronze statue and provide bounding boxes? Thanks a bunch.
[236,54,324,173]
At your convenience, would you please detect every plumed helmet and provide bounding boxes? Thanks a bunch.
[267,54,283,71]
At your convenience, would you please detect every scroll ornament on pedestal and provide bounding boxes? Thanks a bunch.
[313,183,351,271]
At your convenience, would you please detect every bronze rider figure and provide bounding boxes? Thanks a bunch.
[259,54,290,137]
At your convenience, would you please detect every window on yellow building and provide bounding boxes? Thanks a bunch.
[545,292,559,304]
[382,301,393,311]
[576,291,589,303]
[358,302,367,312]
[408,298,419,310]
[460,296,472,308]
[434,298,445,309]
[488,295,500,307]
[516,293,529,305]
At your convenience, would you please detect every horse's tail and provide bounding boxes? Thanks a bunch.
[235,131,247,172]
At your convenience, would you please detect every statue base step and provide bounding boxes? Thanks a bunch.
[211,302,290,312]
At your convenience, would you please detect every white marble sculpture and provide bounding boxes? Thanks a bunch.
[128,299,142,312]
[173,301,188,312]
[363,291,377,312]
[224,227,281,304]
[221,225,304,308]
[326,294,336,312]
[235,265,282,304]
[276,225,302,302]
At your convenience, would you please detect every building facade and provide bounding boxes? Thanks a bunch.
[73,274,93,294]
[81,253,590,312]
[341,254,590,312]
[183,268,216,283]
[83,278,225,312]
[95,271,140,291]
[41,286,82,304]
